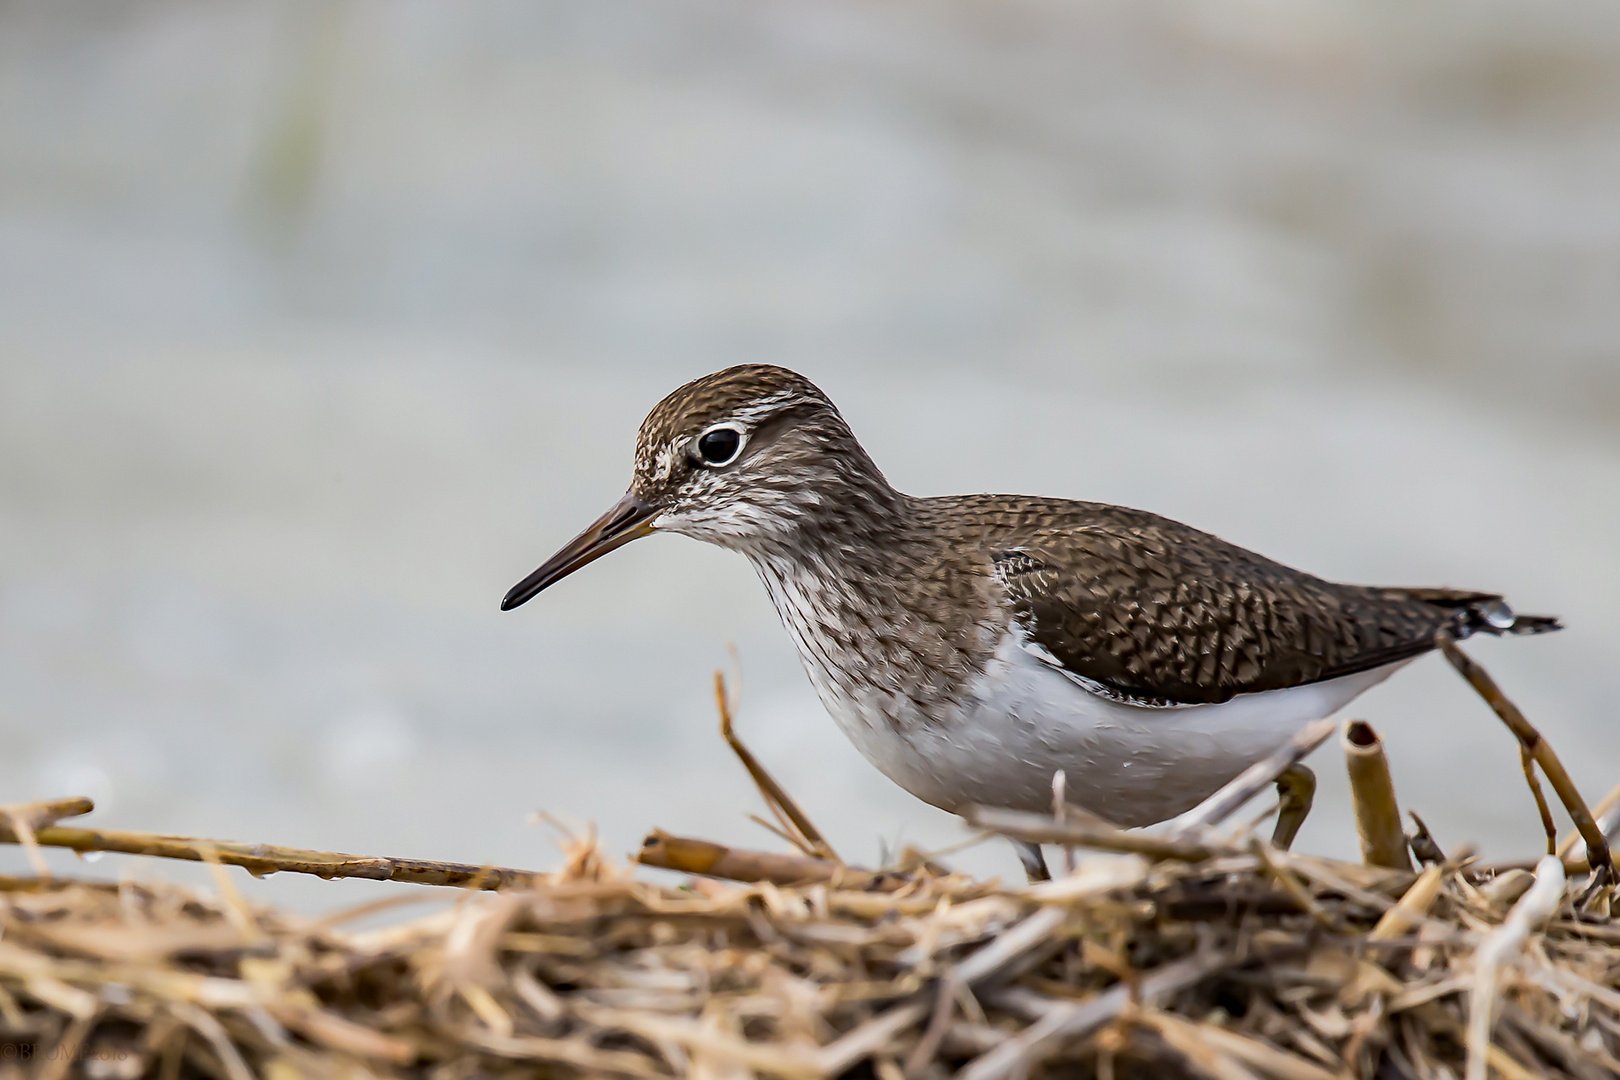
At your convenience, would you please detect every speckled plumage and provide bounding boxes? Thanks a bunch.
[966,498,1545,706]
[506,365,1560,826]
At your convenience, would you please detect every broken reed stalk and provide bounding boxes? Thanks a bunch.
[1342,720,1414,871]
[0,797,95,829]
[715,671,841,863]
[1436,630,1617,885]
[0,798,542,890]
[0,797,96,879]
[1270,763,1316,851]
[0,795,100,872]
[635,829,894,888]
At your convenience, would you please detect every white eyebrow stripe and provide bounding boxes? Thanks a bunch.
[721,390,803,429]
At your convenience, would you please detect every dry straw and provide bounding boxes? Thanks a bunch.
[1342,721,1414,872]
[0,640,1613,1078]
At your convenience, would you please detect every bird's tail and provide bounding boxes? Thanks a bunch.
[1389,587,1563,637]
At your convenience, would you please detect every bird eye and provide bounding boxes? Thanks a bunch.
[696,426,743,466]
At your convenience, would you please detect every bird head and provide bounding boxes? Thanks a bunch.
[502,365,882,611]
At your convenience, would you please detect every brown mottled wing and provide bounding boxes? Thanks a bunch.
[982,506,1462,705]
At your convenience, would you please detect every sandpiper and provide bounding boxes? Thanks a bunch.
[503,366,1559,877]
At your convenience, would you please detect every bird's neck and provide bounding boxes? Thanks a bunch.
[742,482,996,719]
[743,460,917,590]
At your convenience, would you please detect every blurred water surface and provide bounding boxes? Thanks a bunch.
[1,0,1618,904]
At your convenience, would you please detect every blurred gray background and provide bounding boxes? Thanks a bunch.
[2,0,1618,907]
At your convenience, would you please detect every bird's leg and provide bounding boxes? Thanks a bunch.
[1271,764,1316,850]
[1014,840,1051,883]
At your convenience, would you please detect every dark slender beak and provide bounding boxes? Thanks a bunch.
[501,493,658,611]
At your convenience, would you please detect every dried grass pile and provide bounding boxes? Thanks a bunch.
[0,817,1617,1080]
[0,652,1615,1080]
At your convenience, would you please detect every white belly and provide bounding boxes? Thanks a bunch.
[818,632,1409,827]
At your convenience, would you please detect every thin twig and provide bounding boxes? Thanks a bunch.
[1167,718,1338,839]
[1519,744,1558,856]
[1557,778,1620,860]
[746,812,819,854]
[1436,631,1616,885]
[963,806,1219,863]
[0,814,543,890]
[715,671,840,863]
